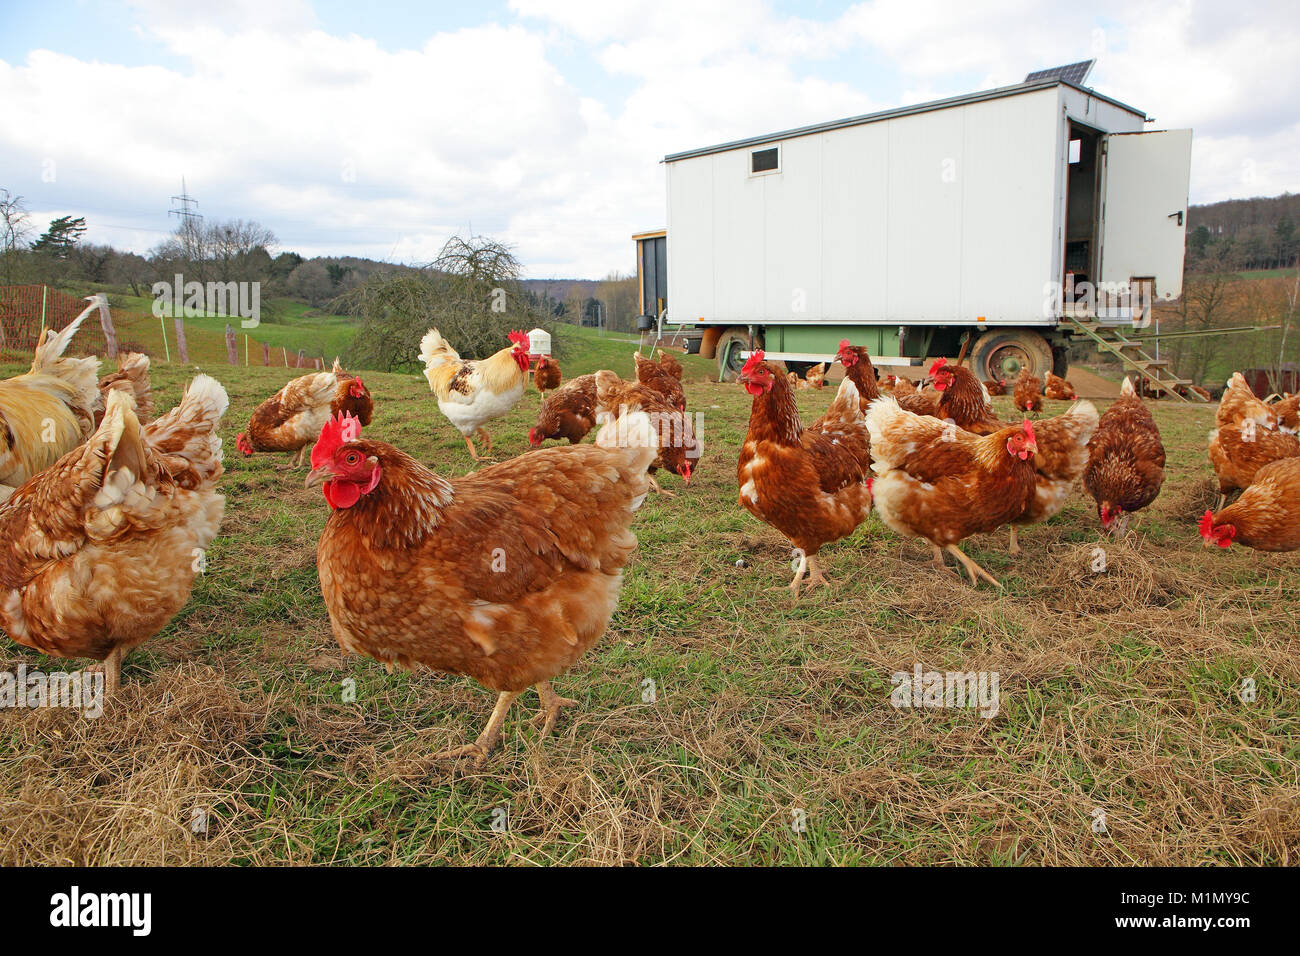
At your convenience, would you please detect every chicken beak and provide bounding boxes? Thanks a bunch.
[305,466,330,489]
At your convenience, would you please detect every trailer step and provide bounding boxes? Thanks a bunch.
[1061,317,1207,402]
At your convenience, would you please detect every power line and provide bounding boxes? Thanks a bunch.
[168,176,203,230]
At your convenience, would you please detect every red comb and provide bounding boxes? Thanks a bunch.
[838,339,851,351]
[1023,419,1037,443]
[929,357,948,376]
[312,411,361,470]
[1199,510,1216,537]
[508,330,528,347]
[741,350,765,375]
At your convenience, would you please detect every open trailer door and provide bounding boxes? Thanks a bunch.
[1098,129,1192,302]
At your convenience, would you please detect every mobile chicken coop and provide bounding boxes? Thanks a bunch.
[636,61,1194,386]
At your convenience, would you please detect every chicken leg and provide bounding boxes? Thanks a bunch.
[462,434,486,462]
[434,690,521,766]
[104,646,123,698]
[1008,525,1021,554]
[82,646,123,699]
[946,544,1003,588]
[532,680,579,737]
[770,550,809,598]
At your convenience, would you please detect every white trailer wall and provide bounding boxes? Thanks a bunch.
[667,86,1076,327]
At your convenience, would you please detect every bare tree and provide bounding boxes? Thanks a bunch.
[0,188,32,284]
[340,234,550,372]
[596,271,638,333]
[151,217,277,285]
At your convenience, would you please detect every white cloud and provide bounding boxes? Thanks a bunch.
[0,1,1296,277]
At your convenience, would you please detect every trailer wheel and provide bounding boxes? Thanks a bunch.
[716,327,760,382]
[971,330,1054,384]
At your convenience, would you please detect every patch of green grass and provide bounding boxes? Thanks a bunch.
[1,345,1298,866]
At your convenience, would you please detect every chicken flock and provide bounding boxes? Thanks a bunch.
[2,323,1298,763]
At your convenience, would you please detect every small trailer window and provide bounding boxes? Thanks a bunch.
[1068,139,1082,164]
[751,147,780,174]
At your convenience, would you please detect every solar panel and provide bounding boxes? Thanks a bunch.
[1025,60,1095,86]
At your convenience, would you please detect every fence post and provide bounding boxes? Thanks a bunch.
[173,317,188,364]
[263,342,270,366]
[225,324,237,364]
[91,294,117,359]
[39,285,47,338]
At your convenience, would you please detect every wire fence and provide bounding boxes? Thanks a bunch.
[1,285,326,370]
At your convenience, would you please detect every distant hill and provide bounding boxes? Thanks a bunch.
[520,278,601,301]
[1187,193,1298,271]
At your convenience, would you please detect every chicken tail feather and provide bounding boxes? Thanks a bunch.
[419,327,460,371]
[143,373,228,489]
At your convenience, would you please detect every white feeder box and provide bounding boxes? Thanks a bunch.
[527,328,551,358]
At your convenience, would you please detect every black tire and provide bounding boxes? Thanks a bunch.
[716,327,760,382]
[970,329,1054,383]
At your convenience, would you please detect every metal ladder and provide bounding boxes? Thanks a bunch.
[1062,316,1206,402]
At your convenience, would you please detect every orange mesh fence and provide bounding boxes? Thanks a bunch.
[1,285,325,370]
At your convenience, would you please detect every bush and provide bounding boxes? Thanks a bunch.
[338,235,550,372]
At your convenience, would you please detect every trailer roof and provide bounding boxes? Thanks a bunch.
[662,78,1148,163]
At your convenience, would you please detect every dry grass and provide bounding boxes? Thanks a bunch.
[1,351,1297,866]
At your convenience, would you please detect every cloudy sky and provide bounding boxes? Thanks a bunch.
[1,0,1296,278]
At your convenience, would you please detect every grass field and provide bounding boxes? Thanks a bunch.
[0,337,1297,866]
[83,295,360,367]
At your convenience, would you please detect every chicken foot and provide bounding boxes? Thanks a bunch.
[647,475,677,498]
[531,680,579,738]
[769,550,832,599]
[434,690,521,766]
[461,429,498,463]
[803,554,833,591]
[770,550,809,598]
[945,544,1003,588]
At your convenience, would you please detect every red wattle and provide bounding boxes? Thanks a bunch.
[323,480,361,510]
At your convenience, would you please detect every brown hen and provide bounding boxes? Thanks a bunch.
[736,352,872,597]
[1083,377,1166,535]
[310,409,657,764]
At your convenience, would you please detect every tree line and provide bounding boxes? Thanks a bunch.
[1187,193,1299,273]
[0,187,643,337]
